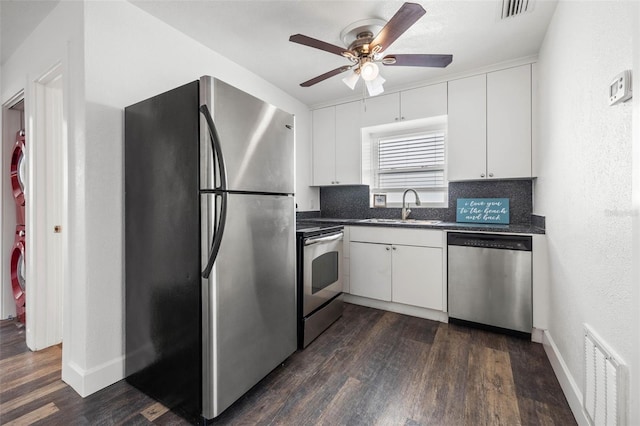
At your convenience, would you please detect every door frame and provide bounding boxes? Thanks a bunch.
[25,62,68,351]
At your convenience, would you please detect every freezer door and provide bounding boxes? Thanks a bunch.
[200,76,294,194]
[201,193,296,419]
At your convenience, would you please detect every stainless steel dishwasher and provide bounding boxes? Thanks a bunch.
[447,232,532,335]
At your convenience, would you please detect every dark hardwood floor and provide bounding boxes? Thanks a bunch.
[0,304,576,425]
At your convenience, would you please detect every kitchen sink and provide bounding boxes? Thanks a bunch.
[358,218,442,225]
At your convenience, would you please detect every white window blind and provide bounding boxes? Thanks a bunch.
[376,132,446,189]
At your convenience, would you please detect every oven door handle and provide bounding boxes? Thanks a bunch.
[304,232,343,246]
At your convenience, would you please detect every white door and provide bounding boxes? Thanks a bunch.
[447,75,487,181]
[401,83,448,121]
[27,65,65,350]
[312,106,336,185]
[392,245,443,310]
[487,65,532,179]
[349,242,391,301]
[335,101,362,185]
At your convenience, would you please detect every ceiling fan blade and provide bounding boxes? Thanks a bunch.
[382,54,453,68]
[289,34,351,57]
[370,2,426,53]
[300,66,353,87]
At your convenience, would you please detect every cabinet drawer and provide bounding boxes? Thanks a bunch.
[350,226,442,247]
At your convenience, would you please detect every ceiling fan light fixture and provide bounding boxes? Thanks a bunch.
[360,61,379,81]
[366,75,386,97]
[342,71,360,90]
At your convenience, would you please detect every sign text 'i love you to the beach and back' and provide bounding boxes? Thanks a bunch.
[456,198,510,224]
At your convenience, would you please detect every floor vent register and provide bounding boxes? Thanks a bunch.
[583,324,626,426]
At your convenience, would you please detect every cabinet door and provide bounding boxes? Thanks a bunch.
[361,93,400,127]
[401,83,447,121]
[392,245,443,310]
[334,101,362,185]
[447,75,487,181]
[312,106,336,185]
[349,242,392,301]
[487,65,532,179]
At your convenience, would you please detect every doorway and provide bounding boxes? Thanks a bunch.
[1,63,67,351]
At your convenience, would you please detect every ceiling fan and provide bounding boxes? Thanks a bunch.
[289,2,453,96]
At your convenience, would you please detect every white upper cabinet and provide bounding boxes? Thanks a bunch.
[312,106,337,186]
[401,83,448,121]
[360,83,448,127]
[447,74,487,181]
[334,101,362,185]
[487,65,532,179]
[361,92,400,127]
[448,64,532,181]
[312,64,532,185]
[312,101,362,185]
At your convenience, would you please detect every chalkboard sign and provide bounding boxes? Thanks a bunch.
[456,198,510,224]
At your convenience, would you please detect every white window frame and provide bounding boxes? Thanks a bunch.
[362,116,448,208]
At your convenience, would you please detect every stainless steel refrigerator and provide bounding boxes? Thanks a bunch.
[125,76,296,423]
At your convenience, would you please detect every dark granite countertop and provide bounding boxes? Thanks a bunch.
[298,217,545,234]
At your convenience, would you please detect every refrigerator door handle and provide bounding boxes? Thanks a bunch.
[202,191,227,278]
[200,105,228,278]
[200,105,228,191]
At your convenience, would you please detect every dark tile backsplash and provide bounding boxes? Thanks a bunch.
[531,214,546,230]
[447,180,532,224]
[319,180,534,225]
[296,210,321,219]
[319,185,371,219]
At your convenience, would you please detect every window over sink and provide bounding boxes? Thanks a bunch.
[362,116,448,208]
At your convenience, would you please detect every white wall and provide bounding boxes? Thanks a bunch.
[535,1,638,423]
[631,5,640,425]
[85,0,316,211]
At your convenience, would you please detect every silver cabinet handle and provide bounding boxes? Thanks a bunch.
[489,173,494,177]
[392,246,397,250]
[481,173,486,178]
[304,232,344,246]
[385,246,391,251]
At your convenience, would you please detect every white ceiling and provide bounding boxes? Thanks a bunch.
[0,0,61,65]
[1,1,558,107]
[129,0,558,106]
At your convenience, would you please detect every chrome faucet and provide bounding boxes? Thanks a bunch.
[402,189,421,220]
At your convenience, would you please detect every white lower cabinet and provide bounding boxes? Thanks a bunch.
[391,245,443,311]
[349,227,444,311]
[349,242,392,301]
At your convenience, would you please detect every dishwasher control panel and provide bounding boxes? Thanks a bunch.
[447,232,531,251]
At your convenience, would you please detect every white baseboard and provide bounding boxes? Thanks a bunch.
[542,330,590,426]
[343,293,449,323]
[62,356,124,397]
[531,327,544,343]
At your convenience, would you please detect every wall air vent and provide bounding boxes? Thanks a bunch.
[499,0,534,19]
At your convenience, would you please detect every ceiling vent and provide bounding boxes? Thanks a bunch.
[499,0,534,19]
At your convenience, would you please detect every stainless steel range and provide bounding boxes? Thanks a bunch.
[296,222,344,348]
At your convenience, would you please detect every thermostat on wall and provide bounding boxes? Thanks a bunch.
[609,70,632,106]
